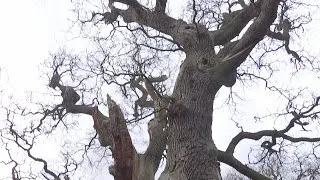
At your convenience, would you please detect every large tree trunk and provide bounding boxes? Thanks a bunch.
[49,1,280,179]
[160,49,224,179]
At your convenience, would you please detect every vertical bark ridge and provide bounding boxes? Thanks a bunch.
[165,51,223,179]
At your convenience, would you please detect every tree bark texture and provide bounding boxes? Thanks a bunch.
[51,0,282,179]
[162,51,223,179]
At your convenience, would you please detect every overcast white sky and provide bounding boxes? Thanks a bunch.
[0,0,98,179]
[1,0,320,180]
[0,0,71,95]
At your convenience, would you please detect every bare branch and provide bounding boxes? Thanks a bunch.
[218,150,271,180]
[226,96,320,154]
[216,0,280,80]
[267,29,302,62]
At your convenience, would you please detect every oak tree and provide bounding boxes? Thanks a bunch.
[1,0,320,180]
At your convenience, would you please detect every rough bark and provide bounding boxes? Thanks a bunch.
[50,0,282,179]
[161,51,223,180]
[158,1,280,179]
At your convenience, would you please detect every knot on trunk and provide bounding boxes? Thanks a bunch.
[221,70,237,87]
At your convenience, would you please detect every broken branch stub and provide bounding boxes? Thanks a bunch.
[91,107,113,148]
[107,95,135,180]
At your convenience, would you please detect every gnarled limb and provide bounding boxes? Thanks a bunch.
[143,75,169,175]
[219,96,320,178]
[129,75,169,179]
[48,72,169,179]
[210,2,260,45]
[267,28,302,62]
[226,96,320,154]
[48,71,135,179]
[217,150,271,180]
[218,0,280,75]
[130,77,154,118]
